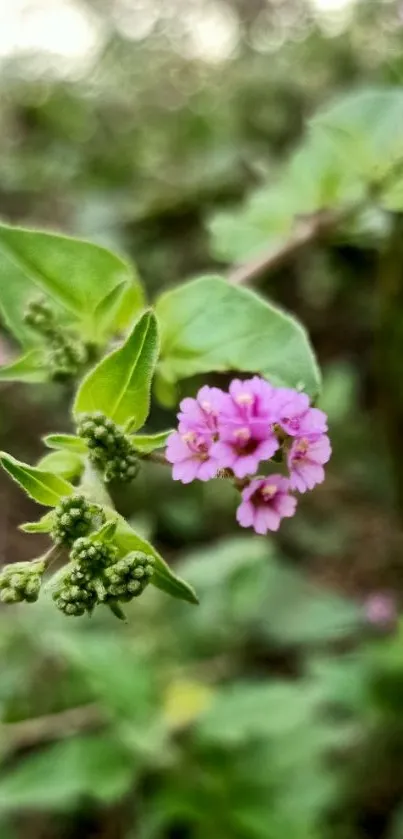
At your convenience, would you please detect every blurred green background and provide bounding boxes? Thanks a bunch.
[1,1,403,837]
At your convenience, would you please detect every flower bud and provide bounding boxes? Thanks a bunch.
[51,494,105,547]
[70,537,118,569]
[0,559,45,604]
[47,334,88,382]
[103,551,155,603]
[52,567,97,617]
[24,297,56,338]
[77,412,139,484]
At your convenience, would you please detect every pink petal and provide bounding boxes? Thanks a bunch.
[166,433,192,463]
[255,506,280,533]
[236,500,255,528]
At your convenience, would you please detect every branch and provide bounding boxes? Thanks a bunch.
[227,208,338,286]
[1,704,106,752]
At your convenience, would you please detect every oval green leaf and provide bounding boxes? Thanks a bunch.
[130,430,172,453]
[113,514,198,605]
[43,434,88,454]
[0,350,47,384]
[0,452,74,507]
[156,276,320,398]
[0,223,143,345]
[36,450,84,482]
[20,511,55,533]
[74,309,160,429]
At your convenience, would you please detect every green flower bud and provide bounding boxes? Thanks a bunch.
[103,552,154,604]
[51,494,105,547]
[47,334,88,382]
[77,412,139,484]
[0,559,45,604]
[52,567,97,617]
[70,537,118,569]
[24,296,88,382]
[24,297,56,338]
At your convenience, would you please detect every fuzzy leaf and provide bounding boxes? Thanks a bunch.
[0,223,142,344]
[113,515,198,605]
[130,430,172,453]
[74,309,159,429]
[0,452,74,507]
[0,350,46,384]
[19,511,55,533]
[90,520,118,543]
[36,450,83,481]
[156,276,320,398]
[43,434,87,454]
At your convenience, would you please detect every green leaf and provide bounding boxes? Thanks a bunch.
[89,520,118,543]
[43,434,87,454]
[311,87,403,183]
[113,515,198,605]
[0,452,74,507]
[36,450,83,481]
[130,430,172,453]
[92,281,127,339]
[0,350,46,384]
[0,223,142,344]
[74,309,160,429]
[156,276,320,398]
[19,511,55,533]
[0,734,135,812]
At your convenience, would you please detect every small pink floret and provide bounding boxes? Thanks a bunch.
[236,475,297,534]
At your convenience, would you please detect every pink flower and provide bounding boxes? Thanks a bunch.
[274,388,328,438]
[178,386,226,437]
[213,377,279,478]
[236,475,297,534]
[365,594,397,628]
[166,430,220,484]
[287,434,331,492]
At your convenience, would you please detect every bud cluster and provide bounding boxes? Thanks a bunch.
[0,559,45,604]
[24,296,88,382]
[53,566,97,616]
[103,552,155,603]
[51,494,105,547]
[77,412,139,483]
[52,541,154,617]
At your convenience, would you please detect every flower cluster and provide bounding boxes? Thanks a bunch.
[24,296,88,382]
[166,377,331,534]
[77,412,139,483]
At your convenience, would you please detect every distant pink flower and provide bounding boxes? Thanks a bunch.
[236,475,297,534]
[365,594,397,628]
[287,434,331,492]
[166,431,220,483]
[213,376,279,478]
[178,386,226,437]
[274,388,328,438]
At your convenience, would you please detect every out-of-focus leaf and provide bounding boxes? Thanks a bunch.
[311,87,403,182]
[0,350,46,383]
[0,734,135,812]
[0,223,141,344]
[0,452,74,506]
[156,276,320,398]
[74,310,159,429]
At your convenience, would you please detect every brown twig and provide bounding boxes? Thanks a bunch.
[227,208,338,286]
[1,704,106,752]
